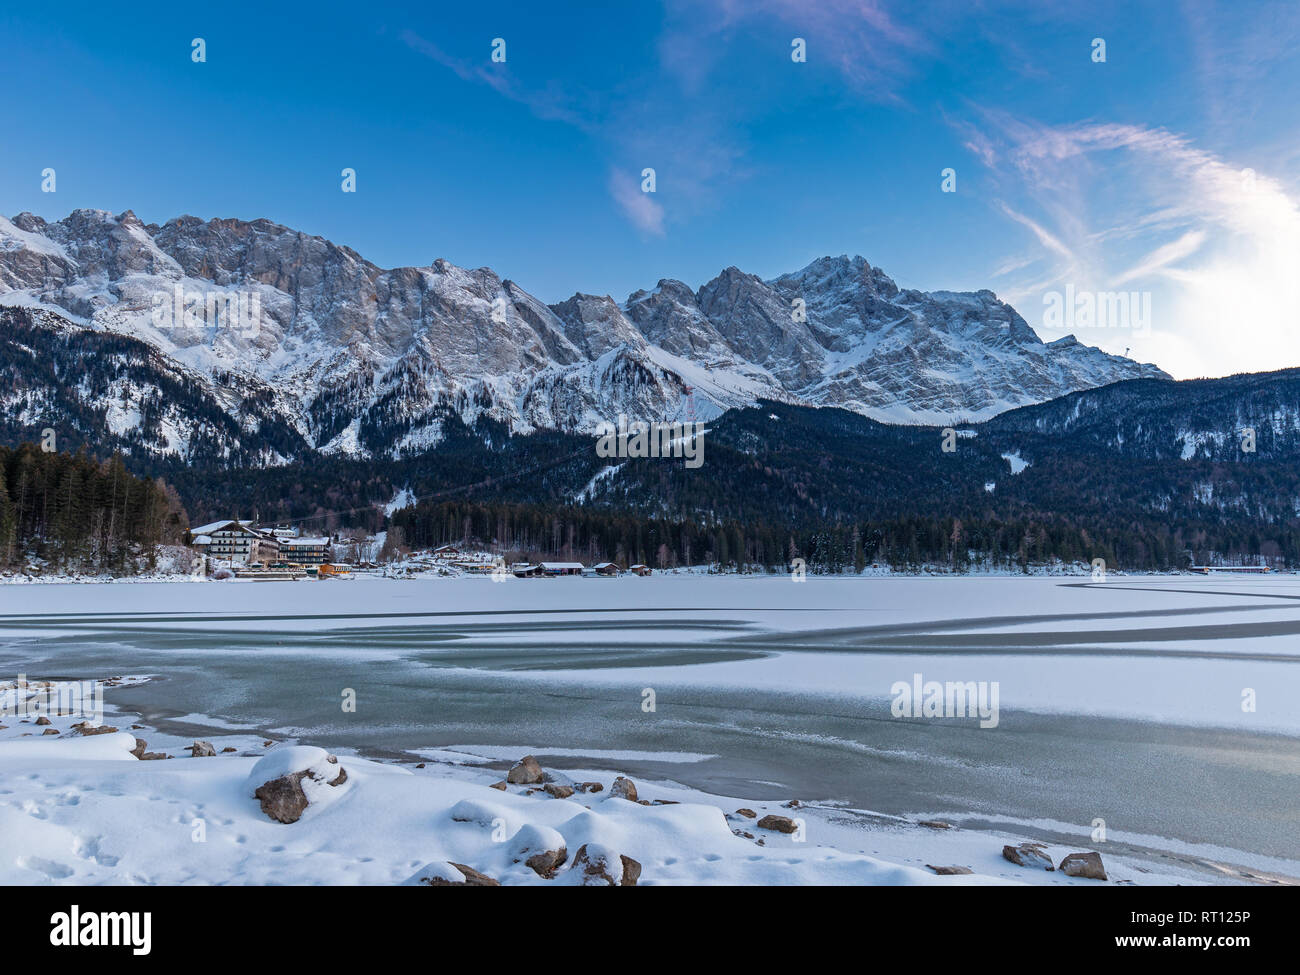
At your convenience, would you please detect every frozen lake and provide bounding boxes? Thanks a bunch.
[3,574,1298,880]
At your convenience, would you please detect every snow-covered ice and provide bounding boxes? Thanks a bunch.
[1,574,1296,885]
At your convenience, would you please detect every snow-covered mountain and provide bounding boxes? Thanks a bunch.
[0,209,1166,462]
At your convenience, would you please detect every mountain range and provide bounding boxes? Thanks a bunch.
[1,206,1296,570]
[0,208,1165,466]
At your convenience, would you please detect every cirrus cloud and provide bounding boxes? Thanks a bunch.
[970,114,1300,379]
[608,169,666,236]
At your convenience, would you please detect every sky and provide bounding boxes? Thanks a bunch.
[1,0,1298,379]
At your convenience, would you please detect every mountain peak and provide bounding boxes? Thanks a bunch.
[772,254,900,302]
[11,212,47,233]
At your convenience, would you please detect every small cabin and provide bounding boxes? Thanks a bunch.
[629,564,652,576]
[541,562,584,576]
[592,562,621,576]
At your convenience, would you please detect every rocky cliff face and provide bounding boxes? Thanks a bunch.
[0,209,1166,462]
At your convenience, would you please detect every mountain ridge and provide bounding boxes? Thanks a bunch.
[0,208,1166,464]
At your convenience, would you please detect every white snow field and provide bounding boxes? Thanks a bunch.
[1,573,1297,885]
[0,729,1016,886]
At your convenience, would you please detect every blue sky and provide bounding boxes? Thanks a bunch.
[2,0,1298,378]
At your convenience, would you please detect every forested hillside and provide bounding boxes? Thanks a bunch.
[9,362,1300,573]
[388,499,1202,572]
[0,444,189,574]
[161,378,1300,572]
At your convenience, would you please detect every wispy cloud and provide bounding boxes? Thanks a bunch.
[400,27,735,237]
[399,30,596,131]
[660,0,932,101]
[996,201,1079,268]
[402,2,945,237]
[608,169,666,236]
[966,113,1300,378]
[1181,0,1300,144]
[1111,230,1206,286]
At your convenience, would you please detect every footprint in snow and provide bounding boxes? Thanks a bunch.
[16,856,75,879]
[73,835,120,867]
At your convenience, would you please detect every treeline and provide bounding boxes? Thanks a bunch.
[0,443,189,573]
[389,499,1215,572]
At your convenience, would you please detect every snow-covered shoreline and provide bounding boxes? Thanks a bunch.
[0,563,1281,585]
[0,572,204,585]
[0,674,1266,886]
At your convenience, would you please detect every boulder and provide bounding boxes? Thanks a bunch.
[511,824,568,879]
[249,747,348,824]
[189,740,217,757]
[609,776,638,802]
[757,814,799,834]
[506,755,545,785]
[413,861,500,887]
[1002,842,1054,870]
[489,781,507,791]
[620,855,643,887]
[1059,851,1108,880]
[130,738,147,759]
[927,865,973,875]
[72,723,118,736]
[577,782,604,793]
[34,715,51,726]
[450,798,507,826]
[572,844,640,886]
[42,728,60,735]
[525,848,567,878]
[254,773,313,823]
[543,783,575,799]
[735,808,757,818]
[254,773,311,824]
[323,755,347,784]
